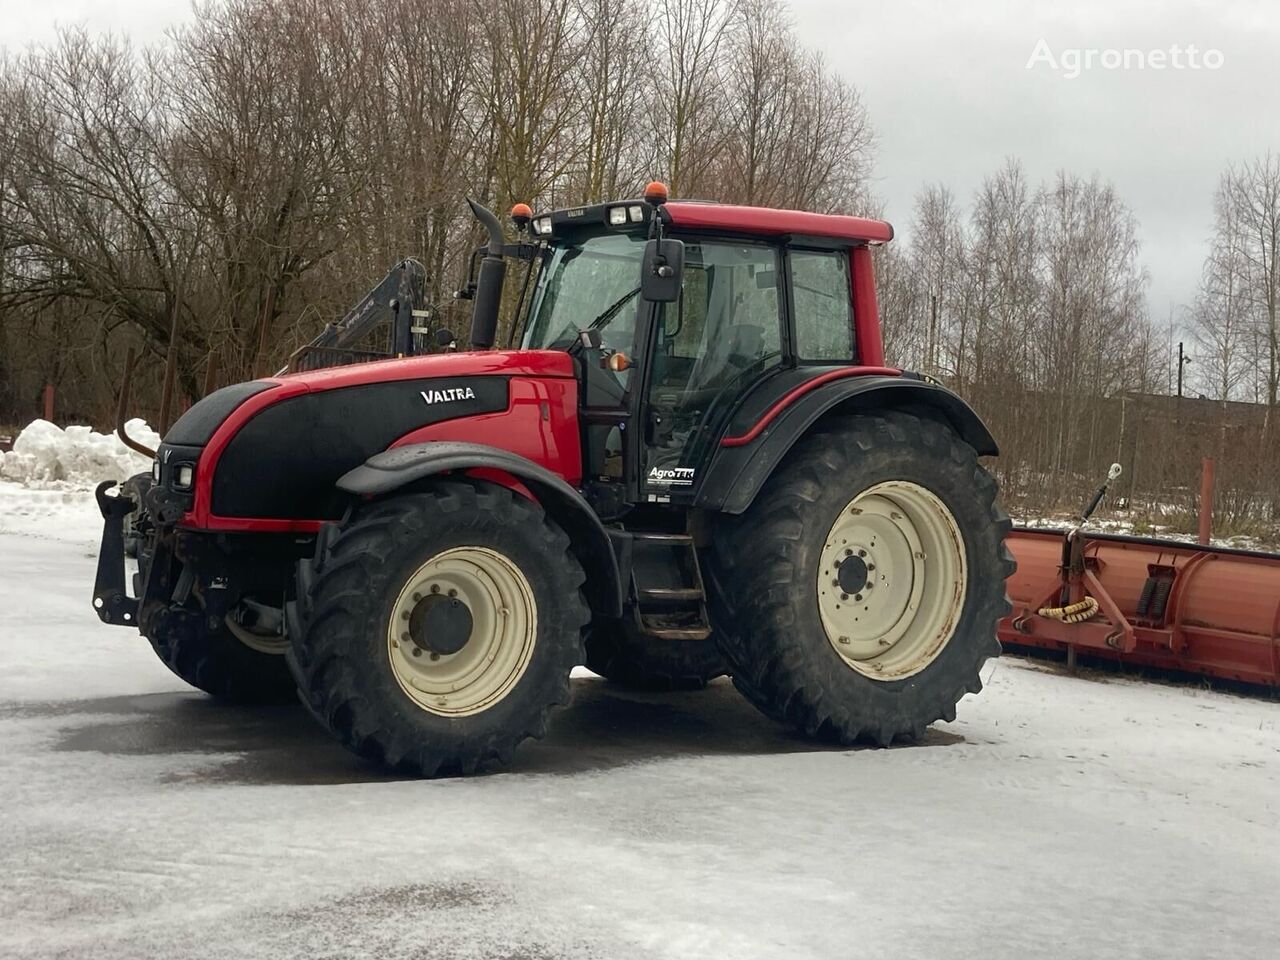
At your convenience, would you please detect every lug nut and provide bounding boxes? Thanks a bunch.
[412,648,422,658]
[840,593,849,601]
[431,584,441,594]
[867,563,875,571]
[844,548,853,557]
[858,549,867,557]
[448,588,457,598]
[855,594,863,602]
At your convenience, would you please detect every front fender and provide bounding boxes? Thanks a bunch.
[338,442,623,617]
[697,374,998,515]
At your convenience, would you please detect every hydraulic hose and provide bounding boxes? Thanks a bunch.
[1037,596,1099,624]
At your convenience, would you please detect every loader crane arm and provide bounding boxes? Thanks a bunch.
[279,258,431,373]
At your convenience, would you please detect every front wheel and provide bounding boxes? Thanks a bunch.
[144,609,296,704]
[287,480,588,776]
[706,412,1014,745]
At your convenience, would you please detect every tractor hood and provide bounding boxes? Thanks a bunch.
[274,348,574,391]
[154,349,577,531]
[165,349,574,448]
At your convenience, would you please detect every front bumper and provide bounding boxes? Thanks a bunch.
[92,481,139,627]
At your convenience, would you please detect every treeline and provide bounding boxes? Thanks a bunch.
[875,160,1157,513]
[877,158,1280,535]
[0,0,872,418]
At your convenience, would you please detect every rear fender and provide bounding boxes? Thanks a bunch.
[338,442,622,617]
[696,375,998,514]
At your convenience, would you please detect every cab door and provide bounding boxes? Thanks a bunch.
[639,239,785,502]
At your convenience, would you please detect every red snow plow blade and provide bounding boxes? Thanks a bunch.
[1000,528,1280,687]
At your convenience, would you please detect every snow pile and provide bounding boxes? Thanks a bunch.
[0,418,158,488]
[0,483,105,544]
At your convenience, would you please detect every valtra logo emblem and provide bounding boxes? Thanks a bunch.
[420,386,477,405]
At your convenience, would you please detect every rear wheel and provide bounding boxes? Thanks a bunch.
[584,620,727,690]
[287,480,588,776]
[706,411,1013,745]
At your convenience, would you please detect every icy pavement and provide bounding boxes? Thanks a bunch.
[1,515,1278,958]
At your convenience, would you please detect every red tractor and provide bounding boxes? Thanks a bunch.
[93,183,1013,775]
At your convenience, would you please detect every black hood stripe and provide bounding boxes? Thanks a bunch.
[211,376,509,520]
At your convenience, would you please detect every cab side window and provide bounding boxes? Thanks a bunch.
[791,250,855,361]
[651,242,783,401]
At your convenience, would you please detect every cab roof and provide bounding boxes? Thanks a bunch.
[536,199,893,245]
[663,201,893,245]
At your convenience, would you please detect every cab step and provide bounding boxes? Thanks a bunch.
[629,532,712,641]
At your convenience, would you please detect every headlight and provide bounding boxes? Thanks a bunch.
[628,204,644,223]
[174,464,194,490]
[608,206,628,226]
[152,460,161,482]
[533,217,552,235]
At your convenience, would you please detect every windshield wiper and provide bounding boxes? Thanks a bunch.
[586,285,641,331]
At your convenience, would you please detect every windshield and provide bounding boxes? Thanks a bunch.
[522,233,648,352]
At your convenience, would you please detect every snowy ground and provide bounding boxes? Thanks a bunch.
[1,483,1278,959]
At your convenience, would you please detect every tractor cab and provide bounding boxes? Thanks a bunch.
[514,185,895,516]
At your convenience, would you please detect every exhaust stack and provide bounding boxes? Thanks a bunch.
[466,199,506,350]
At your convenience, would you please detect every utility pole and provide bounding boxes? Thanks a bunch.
[928,291,939,377]
[1176,341,1192,398]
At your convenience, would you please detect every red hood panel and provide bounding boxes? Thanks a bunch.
[273,349,573,393]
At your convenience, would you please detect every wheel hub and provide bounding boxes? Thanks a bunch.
[386,546,537,717]
[836,554,870,596]
[409,595,473,655]
[817,481,967,681]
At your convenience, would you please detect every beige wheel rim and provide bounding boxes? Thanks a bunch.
[386,546,537,717]
[817,481,967,681]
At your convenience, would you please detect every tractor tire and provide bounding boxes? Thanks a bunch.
[144,610,297,704]
[706,411,1014,746]
[584,619,727,690]
[286,480,588,776]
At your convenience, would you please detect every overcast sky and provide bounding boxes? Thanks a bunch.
[790,0,1279,328]
[4,0,1277,327]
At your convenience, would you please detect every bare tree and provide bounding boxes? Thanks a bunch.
[1190,181,1251,402]
[573,0,648,201]
[651,0,739,197]
[908,185,966,378]
[1220,155,1280,409]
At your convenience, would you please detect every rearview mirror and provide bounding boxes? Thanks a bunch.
[640,238,684,303]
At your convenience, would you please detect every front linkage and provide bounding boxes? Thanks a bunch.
[92,481,139,627]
